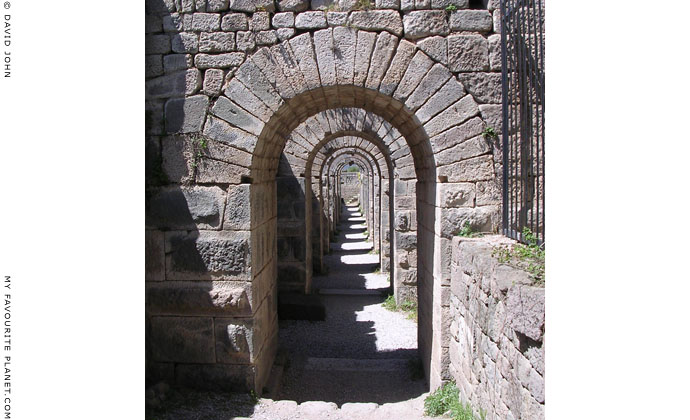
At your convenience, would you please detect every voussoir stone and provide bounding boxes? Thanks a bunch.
[403,10,449,40]
[349,10,403,37]
[417,35,447,65]
[458,72,502,104]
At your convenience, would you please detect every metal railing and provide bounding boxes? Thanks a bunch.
[500,0,545,245]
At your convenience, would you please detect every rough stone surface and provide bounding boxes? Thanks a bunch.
[171,32,199,53]
[149,317,215,363]
[272,12,295,28]
[458,72,502,104]
[403,11,449,40]
[449,236,545,419]
[146,69,201,98]
[165,95,210,133]
[449,10,493,32]
[295,11,327,29]
[417,36,447,65]
[448,34,489,72]
[278,0,309,11]
[222,13,249,30]
[349,10,403,36]
[166,231,251,279]
[203,69,225,95]
[199,32,236,52]
[195,52,245,69]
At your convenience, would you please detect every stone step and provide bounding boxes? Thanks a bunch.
[304,357,409,372]
[317,288,386,296]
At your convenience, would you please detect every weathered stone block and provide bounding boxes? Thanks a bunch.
[211,96,264,136]
[199,32,236,52]
[207,0,229,11]
[236,31,257,51]
[222,13,249,30]
[203,115,258,153]
[146,34,171,54]
[403,11,449,40]
[396,232,417,250]
[190,13,222,31]
[436,135,491,166]
[149,317,215,363]
[164,95,210,134]
[506,285,544,342]
[172,32,199,53]
[349,10,403,36]
[256,30,278,45]
[449,10,493,32]
[458,72,501,104]
[165,231,251,280]
[417,36,447,65]
[415,78,466,124]
[273,12,295,28]
[430,0,467,9]
[488,34,501,71]
[194,52,245,69]
[224,184,251,230]
[448,34,489,72]
[146,281,252,316]
[148,185,225,230]
[146,55,164,78]
[277,28,296,41]
[278,0,309,11]
[146,231,166,281]
[424,94,480,137]
[215,319,254,363]
[146,69,202,99]
[203,69,225,96]
[327,11,348,26]
[164,54,193,72]
[295,11,327,29]
[438,183,475,208]
[249,11,271,31]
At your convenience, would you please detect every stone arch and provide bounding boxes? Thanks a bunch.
[147,22,502,394]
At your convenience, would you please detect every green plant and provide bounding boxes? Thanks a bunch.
[249,389,259,404]
[383,294,397,311]
[492,227,545,285]
[457,221,484,238]
[424,382,484,420]
[381,294,417,321]
[355,0,373,10]
[482,126,498,139]
[189,133,210,170]
[445,4,457,11]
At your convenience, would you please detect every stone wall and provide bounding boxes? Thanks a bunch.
[145,0,508,393]
[448,236,544,420]
[340,172,360,202]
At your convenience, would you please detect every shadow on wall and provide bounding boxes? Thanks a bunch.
[146,0,260,396]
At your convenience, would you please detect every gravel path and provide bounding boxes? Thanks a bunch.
[278,204,424,405]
